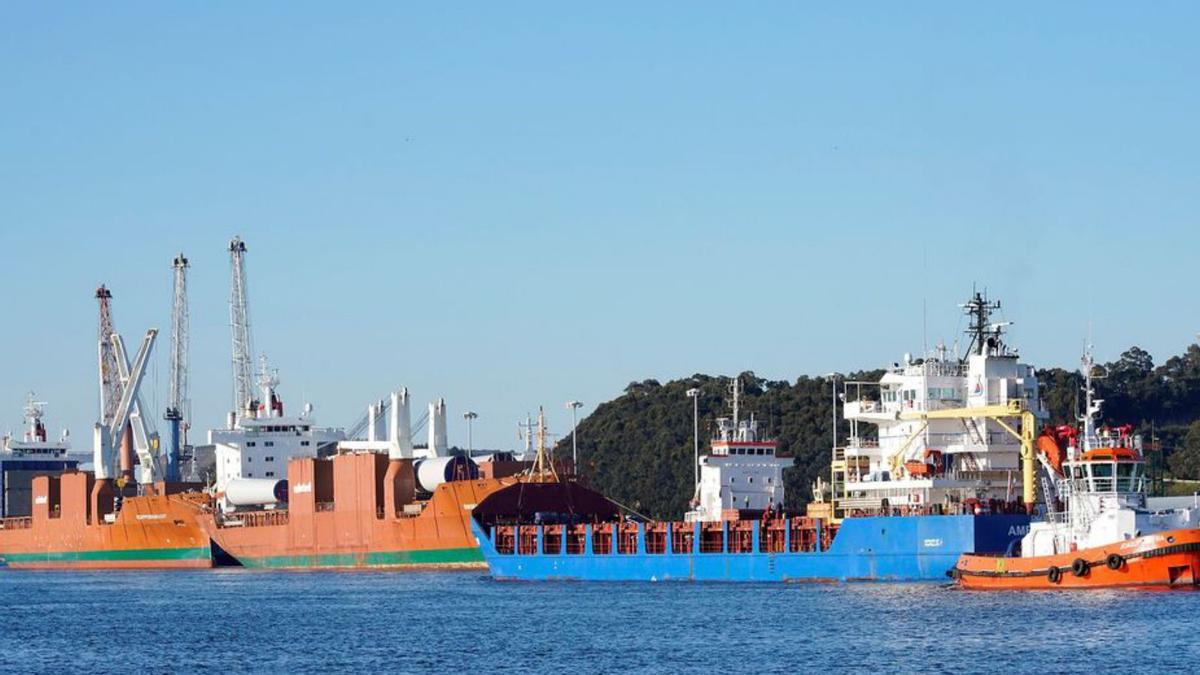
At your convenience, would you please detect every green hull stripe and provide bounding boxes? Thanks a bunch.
[0,546,211,564]
[240,547,484,569]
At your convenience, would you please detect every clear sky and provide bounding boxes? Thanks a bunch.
[2,3,1197,450]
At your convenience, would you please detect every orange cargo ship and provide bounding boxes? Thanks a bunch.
[0,472,213,569]
[198,452,524,569]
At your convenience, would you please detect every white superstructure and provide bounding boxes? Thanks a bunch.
[834,293,1047,516]
[687,378,792,522]
[1,395,82,518]
[1020,350,1200,557]
[209,358,344,492]
[3,393,72,460]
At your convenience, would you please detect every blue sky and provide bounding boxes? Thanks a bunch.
[1,3,1197,449]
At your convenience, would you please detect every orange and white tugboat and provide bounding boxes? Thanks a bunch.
[954,348,1200,589]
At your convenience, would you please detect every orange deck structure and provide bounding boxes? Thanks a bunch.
[0,471,213,569]
[953,528,1200,589]
[197,453,524,569]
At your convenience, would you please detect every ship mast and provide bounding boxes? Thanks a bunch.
[528,407,558,482]
[961,290,1007,359]
[1079,346,1104,454]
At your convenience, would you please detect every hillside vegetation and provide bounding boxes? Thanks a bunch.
[558,344,1200,519]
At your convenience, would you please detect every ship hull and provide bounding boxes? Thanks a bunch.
[472,514,1029,582]
[199,455,519,570]
[0,473,213,570]
[954,528,1200,589]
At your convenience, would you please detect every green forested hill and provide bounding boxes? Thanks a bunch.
[559,344,1200,519]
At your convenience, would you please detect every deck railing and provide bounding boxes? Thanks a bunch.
[0,516,33,530]
[486,517,838,557]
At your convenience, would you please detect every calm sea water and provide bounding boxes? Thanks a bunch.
[0,570,1196,674]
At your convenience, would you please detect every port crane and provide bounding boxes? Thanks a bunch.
[95,286,161,485]
[92,329,158,484]
[229,236,255,420]
[164,253,189,482]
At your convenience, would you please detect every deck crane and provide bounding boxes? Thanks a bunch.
[90,329,157,515]
[164,253,189,482]
[228,236,255,424]
[95,286,121,427]
[95,286,161,485]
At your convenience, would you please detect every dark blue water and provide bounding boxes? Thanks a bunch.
[1,571,1196,673]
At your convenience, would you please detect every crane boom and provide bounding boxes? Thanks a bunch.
[95,286,121,426]
[229,237,254,419]
[165,253,189,481]
[94,329,157,480]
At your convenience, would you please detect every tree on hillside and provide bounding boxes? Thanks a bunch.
[1168,421,1200,480]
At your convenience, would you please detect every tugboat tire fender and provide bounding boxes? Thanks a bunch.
[1105,553,1124,570]
[1071,558,1089,577]
[1047,566,1062,583]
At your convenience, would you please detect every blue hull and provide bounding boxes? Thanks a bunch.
[472,514,1030,582]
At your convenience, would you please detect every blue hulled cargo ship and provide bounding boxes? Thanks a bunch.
[473,293,1041,582]
[470,513,1028,582]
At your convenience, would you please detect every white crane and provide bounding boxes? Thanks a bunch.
[229,236,255,422]
[164,253,189,481]
[96,286,160,485]
[93,330,158,483]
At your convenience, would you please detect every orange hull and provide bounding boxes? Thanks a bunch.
[954,528,1200,589]
[0,472,213,570]
[198,454,520,569]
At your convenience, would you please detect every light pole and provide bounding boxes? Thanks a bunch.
[825,373,840,450]
[566,400,583,474]
[463,411,477,457]
[686,388,700,491]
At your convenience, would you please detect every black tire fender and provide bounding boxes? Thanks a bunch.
[1048,566,1062,583]
[1071,558,1089,577]
[1105,553,1124,571]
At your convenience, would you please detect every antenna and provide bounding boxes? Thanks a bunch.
[165,252,189,481]
[960,289,1005,359]
[229,237,255,417]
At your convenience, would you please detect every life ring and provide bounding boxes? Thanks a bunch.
[1105,553,1124,571]
[1047,566,1062,583]
[1071,558,1089,577]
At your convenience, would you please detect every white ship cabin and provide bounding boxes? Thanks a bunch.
[209,366,344,493]
[1,395,80,518]
[3,394,72,460]
[688,381,792,522]
[834,293,1047,516]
